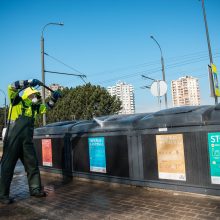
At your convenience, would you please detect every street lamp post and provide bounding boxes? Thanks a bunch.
[41,22,64,126]
[200,0,217,104]
[0,89,7,128]
[150,35,168,109]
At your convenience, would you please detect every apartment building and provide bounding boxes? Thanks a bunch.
[171,76,200,107]
[107,81,135,114]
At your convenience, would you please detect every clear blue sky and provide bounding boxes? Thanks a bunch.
[0,0,220,112]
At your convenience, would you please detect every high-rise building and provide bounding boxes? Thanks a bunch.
[44,83,64,99]
[171,76,200,107]
[107,81,135,114]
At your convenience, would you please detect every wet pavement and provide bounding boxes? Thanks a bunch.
[0,160,220,219]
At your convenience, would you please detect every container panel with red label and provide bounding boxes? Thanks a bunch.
[42,139,53,167]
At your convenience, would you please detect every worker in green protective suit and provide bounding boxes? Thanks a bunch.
[0,79,61,204]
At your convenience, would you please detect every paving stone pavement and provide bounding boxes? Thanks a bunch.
[0,161,220,220]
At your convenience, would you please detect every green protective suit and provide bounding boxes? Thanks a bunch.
[0,84,47,199]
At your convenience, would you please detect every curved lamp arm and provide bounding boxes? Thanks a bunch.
[41,22,64,37]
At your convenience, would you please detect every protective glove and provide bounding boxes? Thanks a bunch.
[52,90,62,101]
[29,79,43,87]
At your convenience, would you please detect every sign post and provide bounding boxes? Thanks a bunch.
[150,80,167,110]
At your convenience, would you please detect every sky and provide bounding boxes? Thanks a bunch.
[0,0,220,113]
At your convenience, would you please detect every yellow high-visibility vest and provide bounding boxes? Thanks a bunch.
[8,85,47,121]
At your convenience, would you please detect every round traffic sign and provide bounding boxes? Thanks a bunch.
[150,80,167,97]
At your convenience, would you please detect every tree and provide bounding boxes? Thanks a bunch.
[35,83,122,127]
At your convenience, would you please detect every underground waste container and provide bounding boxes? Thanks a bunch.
[33,105,220,196]
[135,105,220,195]
[33,120,77,175]
[70,113,151,183]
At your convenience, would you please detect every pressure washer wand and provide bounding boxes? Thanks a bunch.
[41,84,55,93]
